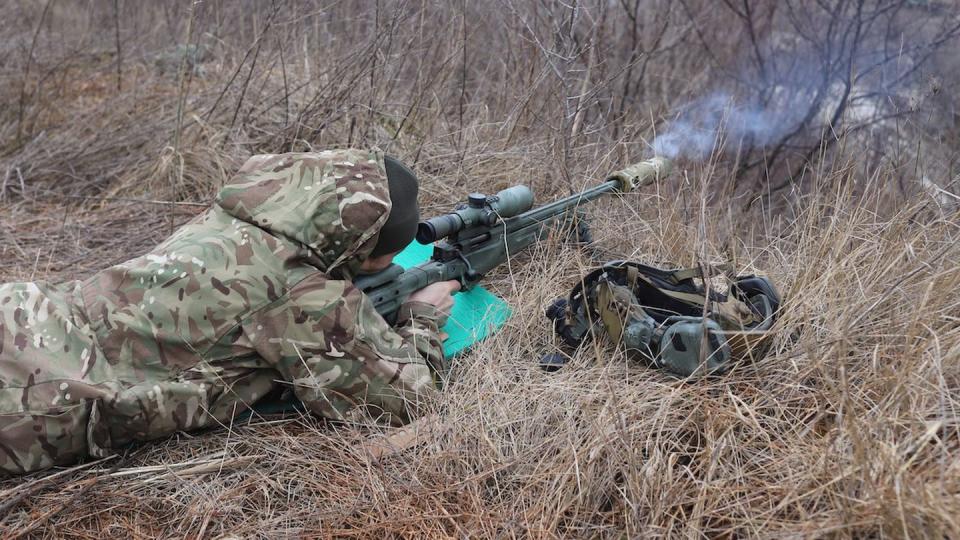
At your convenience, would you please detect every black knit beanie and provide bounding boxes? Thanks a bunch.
[370,155,420,257]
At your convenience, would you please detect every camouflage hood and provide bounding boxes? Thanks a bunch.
[215,149,391,276]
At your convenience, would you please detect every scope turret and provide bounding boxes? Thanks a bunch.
[416,185,534,244]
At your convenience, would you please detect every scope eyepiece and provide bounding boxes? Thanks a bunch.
[416,214,462,244]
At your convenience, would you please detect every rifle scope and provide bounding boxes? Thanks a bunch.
[417,185,534,244]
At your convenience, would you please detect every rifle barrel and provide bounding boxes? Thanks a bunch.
[506,180,619,229]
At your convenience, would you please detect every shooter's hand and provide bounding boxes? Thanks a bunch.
[408,280,460,316]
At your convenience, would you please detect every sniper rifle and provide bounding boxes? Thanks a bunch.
[354,157,673,323]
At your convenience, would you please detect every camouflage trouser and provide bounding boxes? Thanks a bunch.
[0,281,110,475]
[0,277,276,474]
[0,402,96,475]
[1,370,274,476]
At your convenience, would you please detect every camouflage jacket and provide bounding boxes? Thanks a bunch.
[0,149,445,468]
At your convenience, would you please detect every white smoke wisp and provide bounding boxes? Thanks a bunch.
[650,91,805,160]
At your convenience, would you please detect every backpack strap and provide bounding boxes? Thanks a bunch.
[625,264,640,290]
[629,267,762,325]
[668,264,735,284]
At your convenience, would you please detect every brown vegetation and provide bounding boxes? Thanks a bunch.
[1,1,959,537]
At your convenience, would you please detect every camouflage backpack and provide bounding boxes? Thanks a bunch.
[545,261,781,377]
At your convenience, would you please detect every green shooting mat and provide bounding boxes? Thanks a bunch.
[392,241,512,358]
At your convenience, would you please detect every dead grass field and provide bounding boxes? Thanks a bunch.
[1,1,959,538]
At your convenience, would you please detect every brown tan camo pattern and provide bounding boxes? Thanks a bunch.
[0,149,445,474]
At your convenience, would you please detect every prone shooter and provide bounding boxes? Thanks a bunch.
[0,149,671,475]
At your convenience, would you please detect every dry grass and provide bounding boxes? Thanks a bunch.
[1,1,959,538]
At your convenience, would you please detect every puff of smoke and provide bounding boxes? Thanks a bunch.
[651,91,808,160]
